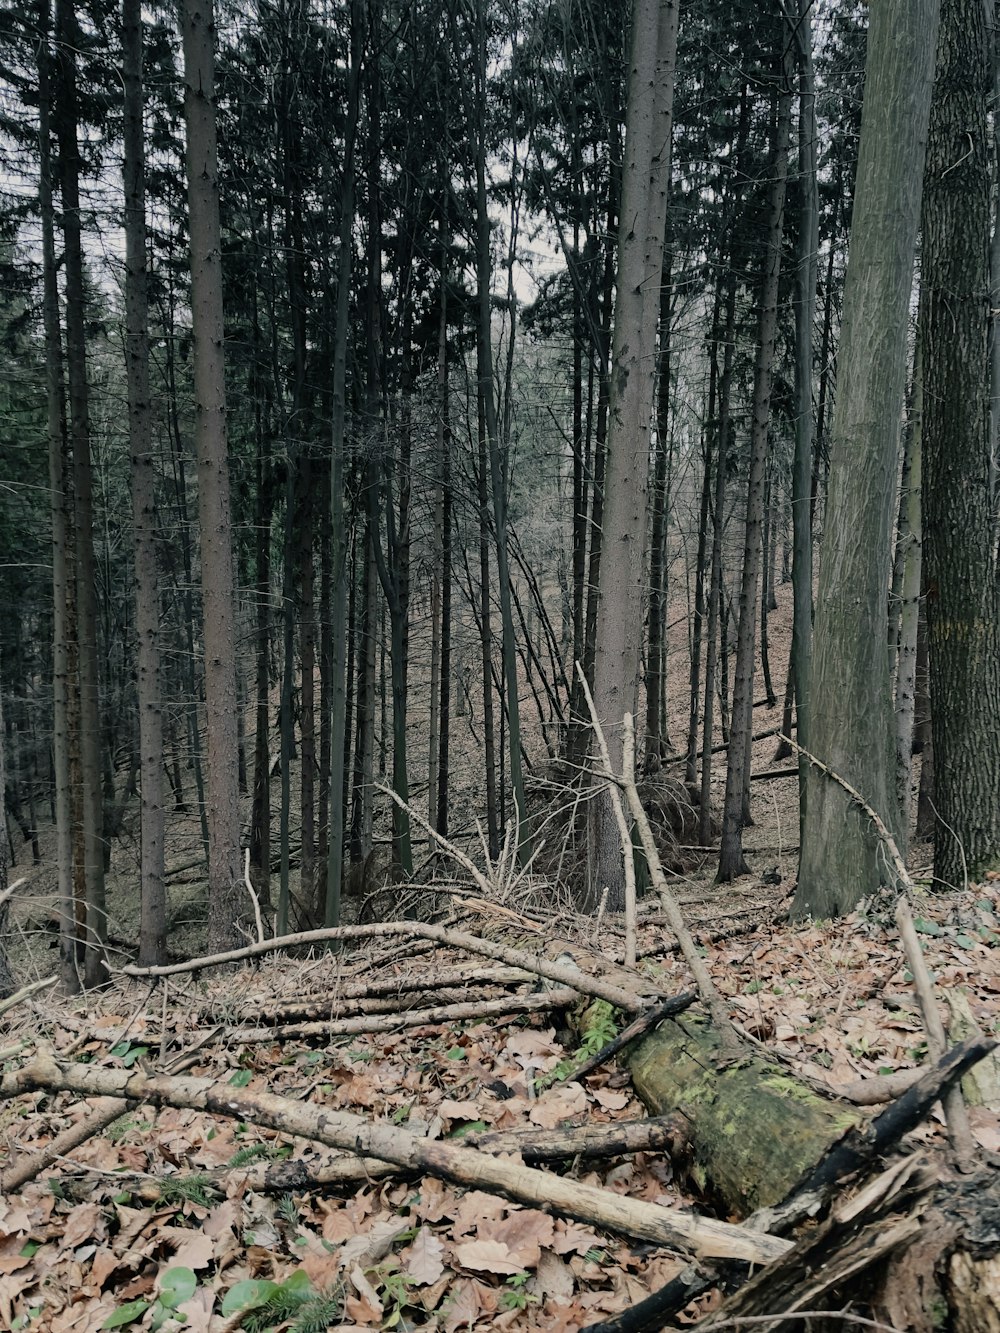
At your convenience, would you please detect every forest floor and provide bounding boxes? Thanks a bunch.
[2,581,999,1330]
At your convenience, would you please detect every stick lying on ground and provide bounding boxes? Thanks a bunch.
[122,919,658,1013]
[89,1114,692,1200]
[0,1046,789,1265]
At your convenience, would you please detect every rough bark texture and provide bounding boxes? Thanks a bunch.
[920,0,1000,888]
[124,0,166,968]
[795,0,939,918]
[182,0,245,948]
[588,0,678,909]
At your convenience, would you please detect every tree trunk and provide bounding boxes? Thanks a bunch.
[895,343,922,856]
[182,0,246,949]
[37,8,76,995]
[123,0,166,968]
[648,247,674,770]
[795,0,939,917]
[56,0,107,986]
[920,0,1000,889]
[0,662,12,998]
[588,0,679,910]
[790,0,818,819]
[718,70,793,883]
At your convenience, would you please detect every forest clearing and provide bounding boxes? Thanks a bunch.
[2,0,1000,1327]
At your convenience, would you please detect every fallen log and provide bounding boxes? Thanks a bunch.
[625,1012,863,1214]
[0,1047,790,1265]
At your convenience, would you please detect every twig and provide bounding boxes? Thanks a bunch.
[0,975,57,1021]
[556,992,698,1083]
[621,713,741,1057]
[0,875,28,915]
[243,848,265,946]
[577,664,637,967]
[895,897,977,1166]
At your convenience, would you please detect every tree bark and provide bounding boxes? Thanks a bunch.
[588,0,679,909]
[123,0,166,967]
[795,0,939,917]
[182,0,246,948]
[56,0,107,986]
[920,0,1000,888]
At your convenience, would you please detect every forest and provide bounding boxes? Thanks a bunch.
[0,0,999,1329]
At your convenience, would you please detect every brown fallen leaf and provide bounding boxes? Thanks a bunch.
[530,1249,575,1302]
[400,1226,446,1286]
[61,1202,102,1250]
[490,1209,555,1267]
[452,1238,524,1275]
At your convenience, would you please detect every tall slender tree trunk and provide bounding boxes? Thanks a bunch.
[56,0,107,985]
[123,0,165,967]
[647,246,674,770]
[0,665,11,998]
[795,0,939,917]
[324,0,363,926]
[718,68,793,883]
[790,0,818,815]
[183,0,245,948]
[920,0,1000,887]
[472,0,529,862]
[895,340,923,854]
[475,383,500,860]
[38,8,75,994]
[588,0,679,910]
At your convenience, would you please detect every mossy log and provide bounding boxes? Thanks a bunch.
[622,1012,862,1215]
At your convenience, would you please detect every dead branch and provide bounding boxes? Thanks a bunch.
[556,992,698,1083]
[620,713,741,1056]
[185,986,581,1044]
[121,919,658,1012]
[0,1047,790,1265]
[894,896,977,1166]
[0,975,57,1021]
[116,1113,692,1201]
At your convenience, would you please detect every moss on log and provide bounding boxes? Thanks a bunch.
[625,1013,861,1215]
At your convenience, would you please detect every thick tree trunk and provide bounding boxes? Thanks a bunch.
[0,656,12,998]
[920,0,1000,888]
[123,0,166,968]
[795,0,939,917]
[182,0,246,949]
[588,0,679,910]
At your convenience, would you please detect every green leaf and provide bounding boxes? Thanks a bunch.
[449,1121,489,1137]
[228,1069,253,1088]
[913,917,943,937]
[19,1241,40,1258]
[101,1300,150,1328]
[159,1268,197,1309]
[445,1046,466,1061]
[120,1046,149,1069]
[221,1278,279,1316]
[954,934,977,951]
